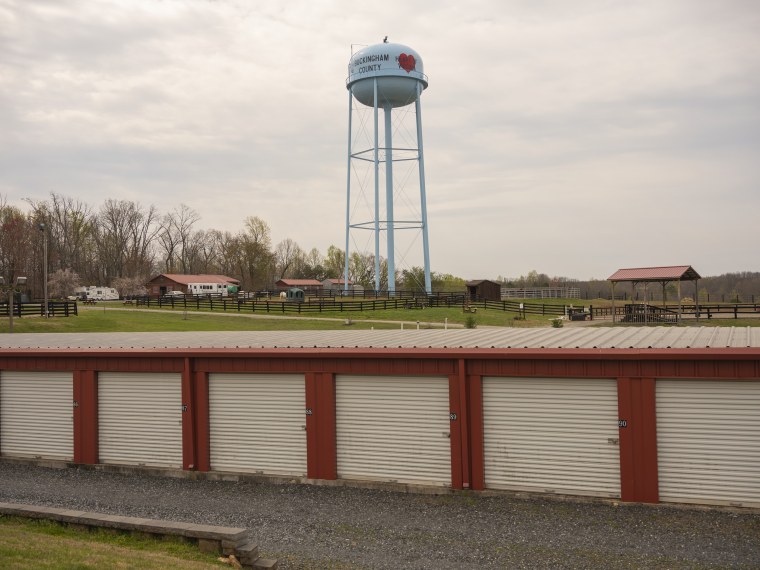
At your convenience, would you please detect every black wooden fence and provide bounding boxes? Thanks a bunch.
[0,301,78,318]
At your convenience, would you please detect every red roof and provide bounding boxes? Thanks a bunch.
[323,278,352,285]
[607,265,701,282]
[152,274,240,285]
[275,279,323,287]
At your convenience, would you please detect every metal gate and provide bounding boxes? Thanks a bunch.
[335,375,451,486]
[657,379,760,508]
[0,371,73,460]
[483,377,621,497]
[98,372,183,468]
[209,373,306,476]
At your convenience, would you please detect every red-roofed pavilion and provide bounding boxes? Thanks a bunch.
[607,265,702,323]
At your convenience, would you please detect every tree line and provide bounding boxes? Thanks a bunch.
[0,193,465,299]
[498,270,760,303]
[3,192,755,302]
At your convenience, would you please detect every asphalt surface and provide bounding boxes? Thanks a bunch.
[0,462,758,569]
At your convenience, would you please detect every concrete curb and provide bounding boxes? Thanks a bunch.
[0,502,277,569]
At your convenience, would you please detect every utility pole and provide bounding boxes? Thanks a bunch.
[39,223,49,317]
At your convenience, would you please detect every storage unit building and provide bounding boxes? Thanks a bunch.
[1,328,758,509]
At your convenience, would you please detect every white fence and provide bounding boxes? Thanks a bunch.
[501,287,581,299]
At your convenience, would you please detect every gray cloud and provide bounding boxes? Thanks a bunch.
[1,0,758,279]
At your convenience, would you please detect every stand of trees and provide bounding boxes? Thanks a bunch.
[498,270,760,303]
[3,193,757,302]
[1,193,463,299]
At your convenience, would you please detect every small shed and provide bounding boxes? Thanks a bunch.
[286,288,304,301]
[275,279,323,295]
[466,280,502,302]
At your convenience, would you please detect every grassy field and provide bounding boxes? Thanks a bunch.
[0,516,227,569]
[3,303,548,334]
[3,299,759,334]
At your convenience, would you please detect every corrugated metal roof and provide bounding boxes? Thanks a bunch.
[1,327,758,351]
[607,265,701,281]
[275,279,324,286]
[154,274,239,285]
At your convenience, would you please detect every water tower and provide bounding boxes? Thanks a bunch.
[344,40,431,294]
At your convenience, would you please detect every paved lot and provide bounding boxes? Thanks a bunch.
[0,462,758,569]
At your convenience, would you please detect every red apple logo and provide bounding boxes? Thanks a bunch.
[398,53,416,73]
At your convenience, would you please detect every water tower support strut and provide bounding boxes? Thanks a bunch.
[373,78,381,292]
[416,93,432,294]
[384,103,396,294]
[344,87,353,293]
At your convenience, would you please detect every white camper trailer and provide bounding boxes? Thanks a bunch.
[74,286,120,301]
[187,282,233,297]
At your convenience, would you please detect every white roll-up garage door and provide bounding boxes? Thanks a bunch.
[0,371,73,460]
[657,379,760,508]
[483,377,620,498]
[209,373,306,476]
[98,372,183,468]
[336,375,451,486]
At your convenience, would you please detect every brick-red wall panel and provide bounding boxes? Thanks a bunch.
[193,372,210,472]
[73,370,98,464]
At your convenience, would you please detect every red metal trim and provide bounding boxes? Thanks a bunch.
[618,378,635,501]
[456,358,471,489]
[306,372,336,480]
[470,357,760,379]
[181,358,195,470]
[617,377,659,503]
[448,374,463,489]
[73,370,98,464]
[193,356,457,376]
[2,347,759,360]
[638,377,659,503]
[193,371,210,472]
[305,372,317,479]
[468,374,485,491]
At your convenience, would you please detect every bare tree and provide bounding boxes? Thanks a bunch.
[157,204,200,273]
[25,193,97,282]
[274,238,302,279]
[0,201,32,287]
[239,216,274,289]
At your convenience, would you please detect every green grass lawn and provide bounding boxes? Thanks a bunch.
[0,516,228,569]
[3,300,758,334]
[2,303,549,334]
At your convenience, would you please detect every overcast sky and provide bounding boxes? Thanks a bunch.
[1,0,758,280]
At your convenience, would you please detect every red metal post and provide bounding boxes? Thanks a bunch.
[448,374,463,489]
[467,374,485,491]
[617,377,659,503]
[181,358,196,470]
[73,369,98,464]
[305,372,336,480]
[193,370,210,472]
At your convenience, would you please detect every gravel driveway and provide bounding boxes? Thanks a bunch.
[0,462,758,569]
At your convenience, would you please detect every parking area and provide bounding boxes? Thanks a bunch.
[0,462,758,569]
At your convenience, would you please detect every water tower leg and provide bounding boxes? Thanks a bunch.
[373,78,381,292]
[344,88,353,293]
[384,104,396,295]
[416,96,432,294]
